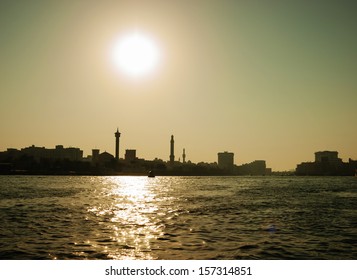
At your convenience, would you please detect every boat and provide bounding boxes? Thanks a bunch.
[148,171,155,178]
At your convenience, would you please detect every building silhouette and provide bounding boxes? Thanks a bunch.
[182,148,186,163]
[114,128,121,161]
[21,145,83,162]
[296,150,357,176]
[98,151,114,164]
[315,151,342,164]
[91,149,115,166]
[170,135,175,164]
[92,149,100,162]
[236,160,267,175]
[125,149,137,162]
[218,152,234,171]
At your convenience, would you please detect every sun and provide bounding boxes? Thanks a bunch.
[111,31,161,78]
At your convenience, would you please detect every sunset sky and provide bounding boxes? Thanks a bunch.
[1,0,356,171]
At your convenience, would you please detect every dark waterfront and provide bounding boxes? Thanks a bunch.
[0,176,356,260]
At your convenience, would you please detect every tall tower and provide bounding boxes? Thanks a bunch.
[115,128,121,161]
[182,148,186,163]
[170,135,175,164]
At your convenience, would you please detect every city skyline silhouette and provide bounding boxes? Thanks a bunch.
[1,129,356,176]
[1,1,356,171]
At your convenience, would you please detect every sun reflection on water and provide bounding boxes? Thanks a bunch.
[87,176,165,259]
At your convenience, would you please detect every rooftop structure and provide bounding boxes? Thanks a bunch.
[315,151,342,164]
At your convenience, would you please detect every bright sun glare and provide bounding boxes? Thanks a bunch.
[111,32,161,77]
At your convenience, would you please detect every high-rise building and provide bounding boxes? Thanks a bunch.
[170,135,175,163]
[182,148,186,163]
[115,128,121,161]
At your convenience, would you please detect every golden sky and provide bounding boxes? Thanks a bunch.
[1,0,356,171]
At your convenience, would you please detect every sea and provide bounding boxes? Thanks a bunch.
[0,175,356,260]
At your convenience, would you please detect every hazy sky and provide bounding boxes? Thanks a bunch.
[1,0,356,171]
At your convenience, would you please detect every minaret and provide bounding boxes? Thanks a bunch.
[170,135,175,164]
[115,128,121,161]
[182,148,186,164]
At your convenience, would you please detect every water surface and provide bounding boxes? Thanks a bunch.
[0,176,356,259]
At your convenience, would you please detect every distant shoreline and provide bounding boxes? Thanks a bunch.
[0,172,355,177]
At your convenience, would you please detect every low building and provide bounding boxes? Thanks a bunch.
[21,145,83,162]
[125,149,137,162]
[296,151,356,176]
[98,152,114,163]
[236,160,267,175]
[91,149,114,165]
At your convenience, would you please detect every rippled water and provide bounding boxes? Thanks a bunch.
[0,175,356,259]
